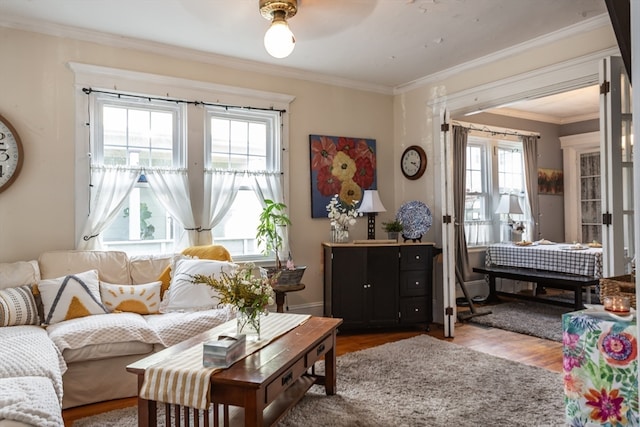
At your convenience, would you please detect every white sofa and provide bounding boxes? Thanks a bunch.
[0,247,235,427]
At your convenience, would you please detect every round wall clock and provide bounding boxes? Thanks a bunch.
[401,145,427,180]
[0,114,24,194]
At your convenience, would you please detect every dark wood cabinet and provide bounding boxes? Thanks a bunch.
[323,242,433,330]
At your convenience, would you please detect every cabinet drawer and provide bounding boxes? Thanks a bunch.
[306,335,333,367]
[265,357,306,405]
[400,297,428,323]
[400,270,427,297]
[400,246,429,271]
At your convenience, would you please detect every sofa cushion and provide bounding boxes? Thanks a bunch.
[38,270,108,325]
[0,261,40,291]
[129,253,173,285]
[46,312,163,355]
[144,308,232,347]
[62,341,154,364]
[100,281,162,315]
[38,250,130,285]
[159,258,237,313]
[0,326,66,404]
[0,285,39,327]
[0,377,64,427]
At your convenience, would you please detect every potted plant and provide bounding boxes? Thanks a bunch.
[256,199,306,285]
[382,219,403,241]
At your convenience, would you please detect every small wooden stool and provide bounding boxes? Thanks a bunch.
[272,283,305,313]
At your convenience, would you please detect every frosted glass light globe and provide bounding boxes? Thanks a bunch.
[264,20,295,59]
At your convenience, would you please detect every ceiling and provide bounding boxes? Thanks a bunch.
[0,0,610,122]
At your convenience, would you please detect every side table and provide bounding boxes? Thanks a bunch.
[272,283,305,313]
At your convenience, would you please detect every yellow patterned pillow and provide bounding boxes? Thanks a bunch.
[38,269,108,325]
[100,281,161,314]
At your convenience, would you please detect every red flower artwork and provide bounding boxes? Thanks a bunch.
[309,134,377,218]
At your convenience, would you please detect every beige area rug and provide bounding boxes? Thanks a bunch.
[73,335,565,427]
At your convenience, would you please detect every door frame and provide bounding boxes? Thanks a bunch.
[428,47,617,337]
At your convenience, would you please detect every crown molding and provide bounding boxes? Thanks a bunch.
[0,14,394,96]
[395,13,612,94]
[488,108,600,125]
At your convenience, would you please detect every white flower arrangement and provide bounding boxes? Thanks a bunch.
[326,195,361,229]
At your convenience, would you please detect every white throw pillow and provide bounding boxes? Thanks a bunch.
[160,259,237,313]
[100,281,162,314]
[38,269,108,325]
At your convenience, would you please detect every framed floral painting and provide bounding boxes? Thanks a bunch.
[309,134,377,218]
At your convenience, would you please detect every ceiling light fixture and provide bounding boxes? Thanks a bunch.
[259,0,297,59]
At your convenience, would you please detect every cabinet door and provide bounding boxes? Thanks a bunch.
[331,247,368,328]
[366,246,399,327]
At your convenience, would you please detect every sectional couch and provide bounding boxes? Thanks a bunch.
[0,246,237,427]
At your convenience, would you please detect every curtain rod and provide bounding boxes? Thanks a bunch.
[452,120,540,139]
[82,87,287,114]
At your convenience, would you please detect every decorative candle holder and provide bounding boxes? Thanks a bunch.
[603,296,631,313]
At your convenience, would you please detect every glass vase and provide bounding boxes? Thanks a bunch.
[236,308,261,341]
[331,225,349,243]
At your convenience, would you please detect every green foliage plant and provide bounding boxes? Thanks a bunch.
[382,219,404,233]
[256,199,291,269]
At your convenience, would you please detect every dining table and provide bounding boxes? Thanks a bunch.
[485,242,603,278]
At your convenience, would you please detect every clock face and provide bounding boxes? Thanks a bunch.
[0,115,24,194]
[401,145,426,180]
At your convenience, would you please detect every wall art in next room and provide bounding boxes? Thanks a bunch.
[309,134,377,218]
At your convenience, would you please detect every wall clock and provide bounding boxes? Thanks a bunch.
[401,145,427,180]
[0,114,24,194]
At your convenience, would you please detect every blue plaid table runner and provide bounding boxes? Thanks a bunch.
[485,243,603,278]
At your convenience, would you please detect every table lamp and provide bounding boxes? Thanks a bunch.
[358,190,387,239]
[495,194,523,242]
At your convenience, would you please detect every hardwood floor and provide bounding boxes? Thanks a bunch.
[62,322,563,426]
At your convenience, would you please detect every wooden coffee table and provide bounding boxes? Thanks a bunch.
[127,316,342,427]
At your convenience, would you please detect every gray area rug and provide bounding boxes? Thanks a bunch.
[468,300,570,342]
[73,335,564,427]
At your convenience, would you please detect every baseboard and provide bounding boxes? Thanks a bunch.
[277,301,324,317]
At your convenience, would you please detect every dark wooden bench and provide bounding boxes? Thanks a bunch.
[473,265,600,310]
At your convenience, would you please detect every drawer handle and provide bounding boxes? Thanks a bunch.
[415,255,420,260]
[282,371,293,387]
[414,308,420,312]
[317,343,326,356]
[414,281,420,285]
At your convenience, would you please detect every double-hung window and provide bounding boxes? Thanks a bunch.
[205,107,282,261]
[464,134,526,246]
[92,95,184,254]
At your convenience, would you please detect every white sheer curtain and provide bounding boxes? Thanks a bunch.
[250,171,289,260]
[77,165,140,250]
[200,169,243,245]
[145,168,198,249]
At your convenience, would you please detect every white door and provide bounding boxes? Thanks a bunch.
[599,56,634,277]
[439,111,456,337]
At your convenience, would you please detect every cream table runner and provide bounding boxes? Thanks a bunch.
[140,312,311,410]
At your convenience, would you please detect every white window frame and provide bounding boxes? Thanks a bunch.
[204,107,284,261]
[464,133,526,246]
[70,62,294,257]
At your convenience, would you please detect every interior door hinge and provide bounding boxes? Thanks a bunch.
[445,306,454,316]
[600,81,610,94]
[602,212,612,226]
[441,123,450,132]
[443,215,452,224]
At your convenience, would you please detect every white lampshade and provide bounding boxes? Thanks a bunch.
[495,194,523,215]
[358,190,387,213]
[264,19,295,58]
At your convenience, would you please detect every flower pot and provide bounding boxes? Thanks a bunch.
[266,266,306,286]
[387,232,399,241]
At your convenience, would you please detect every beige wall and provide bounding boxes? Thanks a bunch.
[0,27,393,313]
[0,21,618,315]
